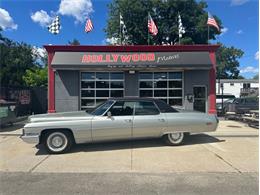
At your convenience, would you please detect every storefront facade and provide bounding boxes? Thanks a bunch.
[44,45,219,114]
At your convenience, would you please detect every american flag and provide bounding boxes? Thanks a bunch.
[85,18,93,33]
[148,13,158,36]
[207,12,219,31]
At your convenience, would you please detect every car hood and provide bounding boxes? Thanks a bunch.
[28,111,93,123]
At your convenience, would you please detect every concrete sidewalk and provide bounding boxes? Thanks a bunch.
[0,119,258,174]
[207,120,258,137]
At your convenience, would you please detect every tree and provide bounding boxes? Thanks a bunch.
[68,39,80,45]
[216,43,244,79]
[105,0,222,45]
[253,74,258,80]
[22,47,48,87]
[0,28,48,87]
[23,66,48,87]
[0,29,37,86]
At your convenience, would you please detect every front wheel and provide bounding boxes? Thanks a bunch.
[163,132,185,146]
[44,131,73,154]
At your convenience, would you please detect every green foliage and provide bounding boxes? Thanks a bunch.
[0,29,47,87]
[216,43,244,79]
[23,66,48,87]
[253,74,258,80]
[68,39,80,45]
[105,0,222,45]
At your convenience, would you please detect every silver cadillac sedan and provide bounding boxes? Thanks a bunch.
[21,98,218,154]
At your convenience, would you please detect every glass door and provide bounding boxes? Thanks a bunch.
[193,86,207,113]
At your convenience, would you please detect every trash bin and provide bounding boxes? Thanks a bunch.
[0,100,17,126]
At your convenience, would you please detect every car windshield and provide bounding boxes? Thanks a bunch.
[224,99,235,103]
[90,100,114,116]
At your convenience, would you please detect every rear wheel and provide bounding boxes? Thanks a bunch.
[44,131,73,154]
[163,132,185,146]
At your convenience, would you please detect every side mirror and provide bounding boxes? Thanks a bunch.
[107,111,112,118]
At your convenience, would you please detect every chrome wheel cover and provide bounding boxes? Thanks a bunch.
[47,132,68,152]
[168,132,184,144]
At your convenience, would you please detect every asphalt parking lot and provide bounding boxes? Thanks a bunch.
[0,119,258,194]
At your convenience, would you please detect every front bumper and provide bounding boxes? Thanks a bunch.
[20,129,39,144]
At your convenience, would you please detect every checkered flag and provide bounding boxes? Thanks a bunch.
[48,16,60,35]
[178,14,185,38]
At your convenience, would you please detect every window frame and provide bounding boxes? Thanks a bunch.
[80,72,125,110]
[139,71,183,106]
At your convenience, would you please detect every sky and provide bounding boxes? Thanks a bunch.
[0,0,259,79]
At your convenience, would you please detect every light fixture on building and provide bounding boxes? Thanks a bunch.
[129,70,135,74]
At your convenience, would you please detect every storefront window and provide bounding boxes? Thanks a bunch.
[111,90,124,97]
[169,81,182,88]
[154,81,167,88]
[139,72,183,106]
[81,72,124,110]
[111,81,124,88]
[96,81,109,88]
[96,73,109,80]
[81,72,95,80]
[140,90,153,97]
[169,72,182,79]
[81,90,94,97]
[81,99,95,107]
[154,72,167,80]
[111,72,124,80]
[139,72,153,79]
[140,81,153,88]
[81,81,95,88]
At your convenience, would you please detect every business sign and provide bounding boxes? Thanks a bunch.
[51,51,212,69]
[19,90,30,105]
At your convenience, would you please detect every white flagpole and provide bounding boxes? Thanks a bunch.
[207,25,209,44]
[147,13,150,45]
[120,13,122,45]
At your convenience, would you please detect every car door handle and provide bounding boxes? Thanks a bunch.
[158,119,165,122]
[124,119,132,123]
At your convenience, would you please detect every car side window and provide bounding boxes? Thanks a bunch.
[108,101,134,116]
[245,98,257,104]
[134,101,160,115]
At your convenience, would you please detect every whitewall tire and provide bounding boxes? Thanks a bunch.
[163,132,185,146]
[44,131,73,154]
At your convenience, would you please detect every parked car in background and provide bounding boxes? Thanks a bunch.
[232,97,259,114]
[217,97,259,114]
[216,99,234,115]
[21,98,218,154]
[216,94,235,104]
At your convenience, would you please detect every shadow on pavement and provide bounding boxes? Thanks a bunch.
[0,120,26,133]
[35,134,225,155]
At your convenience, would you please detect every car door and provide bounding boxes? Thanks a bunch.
[91,101,134,141]
[235,98,246,113]
[132,100,167,138]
